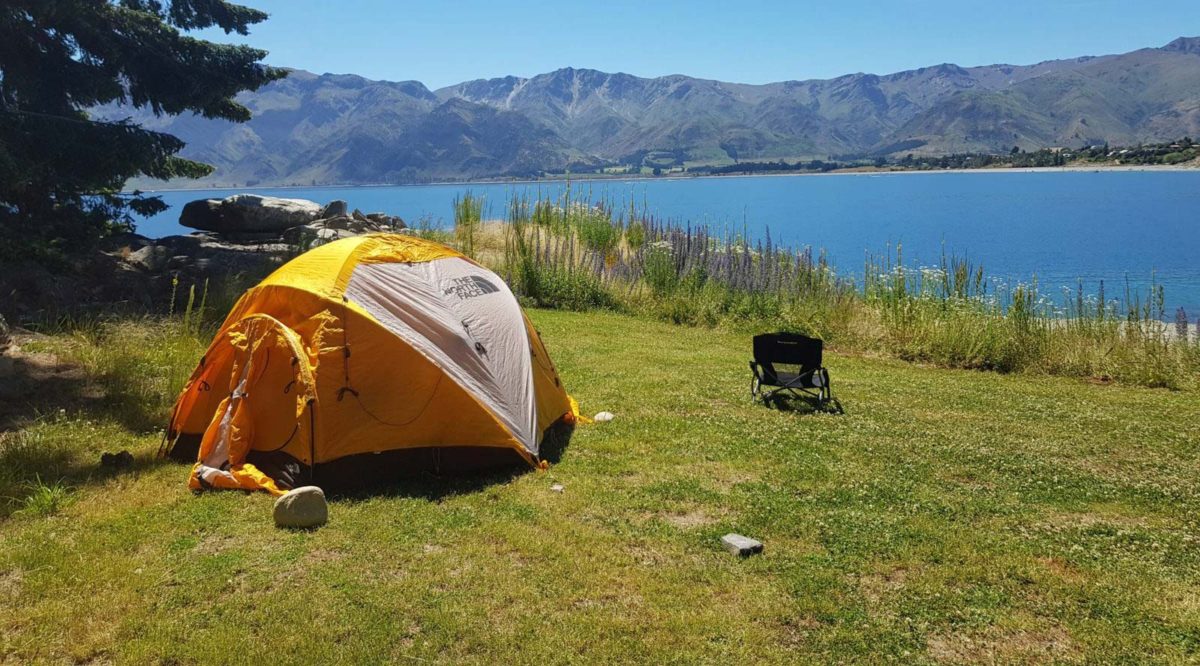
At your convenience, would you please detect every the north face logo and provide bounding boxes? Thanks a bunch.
[443,275,500,300]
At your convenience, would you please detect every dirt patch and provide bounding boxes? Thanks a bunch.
[192,534,233,556]
[392,621,423,651]
[302,548,348,566]
[927,623,1078,664]
[857,566,913,604]
[628,542,670,567]
[0,568,23,599]
[661,510,717,529]
[776,615,823,648]
[70,650,114,666]
[1036,556,1085,583]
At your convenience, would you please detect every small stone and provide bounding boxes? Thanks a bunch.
[273,485,328,528]
[593,411,615,422]
[721,533,763,557]
[550,484,564,493]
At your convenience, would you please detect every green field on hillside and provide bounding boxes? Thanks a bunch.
[2,309,1199,663]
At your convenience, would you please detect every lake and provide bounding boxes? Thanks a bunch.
[135,171,1200,314]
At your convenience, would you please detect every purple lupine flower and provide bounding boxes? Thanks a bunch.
[1176,307,1189,340]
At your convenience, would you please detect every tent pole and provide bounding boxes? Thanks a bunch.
[308,400,316,484]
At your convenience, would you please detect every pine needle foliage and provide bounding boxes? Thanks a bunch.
[0,1,287,262]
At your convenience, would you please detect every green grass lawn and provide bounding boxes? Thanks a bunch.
[2,309,1200,663]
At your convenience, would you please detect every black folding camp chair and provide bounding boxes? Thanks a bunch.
[749,332,838,410]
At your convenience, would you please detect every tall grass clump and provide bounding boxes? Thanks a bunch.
[504,195,615,311]
[15,475,73,517]
[453,192,485,258]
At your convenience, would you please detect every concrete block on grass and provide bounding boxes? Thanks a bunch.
[721,533,763,557]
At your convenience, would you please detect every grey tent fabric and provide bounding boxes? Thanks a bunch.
[344,257,539,454]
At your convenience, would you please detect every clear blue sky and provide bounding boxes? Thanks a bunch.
[210,0,1200,88]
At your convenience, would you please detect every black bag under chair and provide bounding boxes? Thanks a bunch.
[749,332,840,411]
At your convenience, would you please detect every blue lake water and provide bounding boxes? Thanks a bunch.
[136,171,1200,314]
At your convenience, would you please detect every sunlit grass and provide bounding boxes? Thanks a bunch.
[2,309,1199,662]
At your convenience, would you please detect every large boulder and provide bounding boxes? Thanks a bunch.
[180,194,323,234]
[273,486,328,528]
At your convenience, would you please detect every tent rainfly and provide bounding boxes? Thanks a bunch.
[164,234,580,494]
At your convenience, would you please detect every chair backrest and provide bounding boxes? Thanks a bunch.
[753,332,823,380]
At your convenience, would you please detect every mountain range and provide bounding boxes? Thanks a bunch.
[106,37,1200,187]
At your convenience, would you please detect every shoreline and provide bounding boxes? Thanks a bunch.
[131,162,1200,194]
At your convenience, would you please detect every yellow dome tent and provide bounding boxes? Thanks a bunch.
[164,233,579,495]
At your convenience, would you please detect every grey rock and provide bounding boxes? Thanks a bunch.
[367,214,407,230]
[319,215,357,231]
[351,208,369,223]
[286,222,327,238]
[721,533,763,557]
[0,312,9,347]
[180,194,322,234]
[308,227,341,243]
[127,244,172,272]
[166,255,193,271]
[550,484,565,493]
[273,485,328,528]
[321,199,348,217]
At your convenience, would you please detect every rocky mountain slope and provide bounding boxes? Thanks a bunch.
[102,37,1200,186]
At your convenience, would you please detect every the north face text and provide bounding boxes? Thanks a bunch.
[443,275,500,299]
